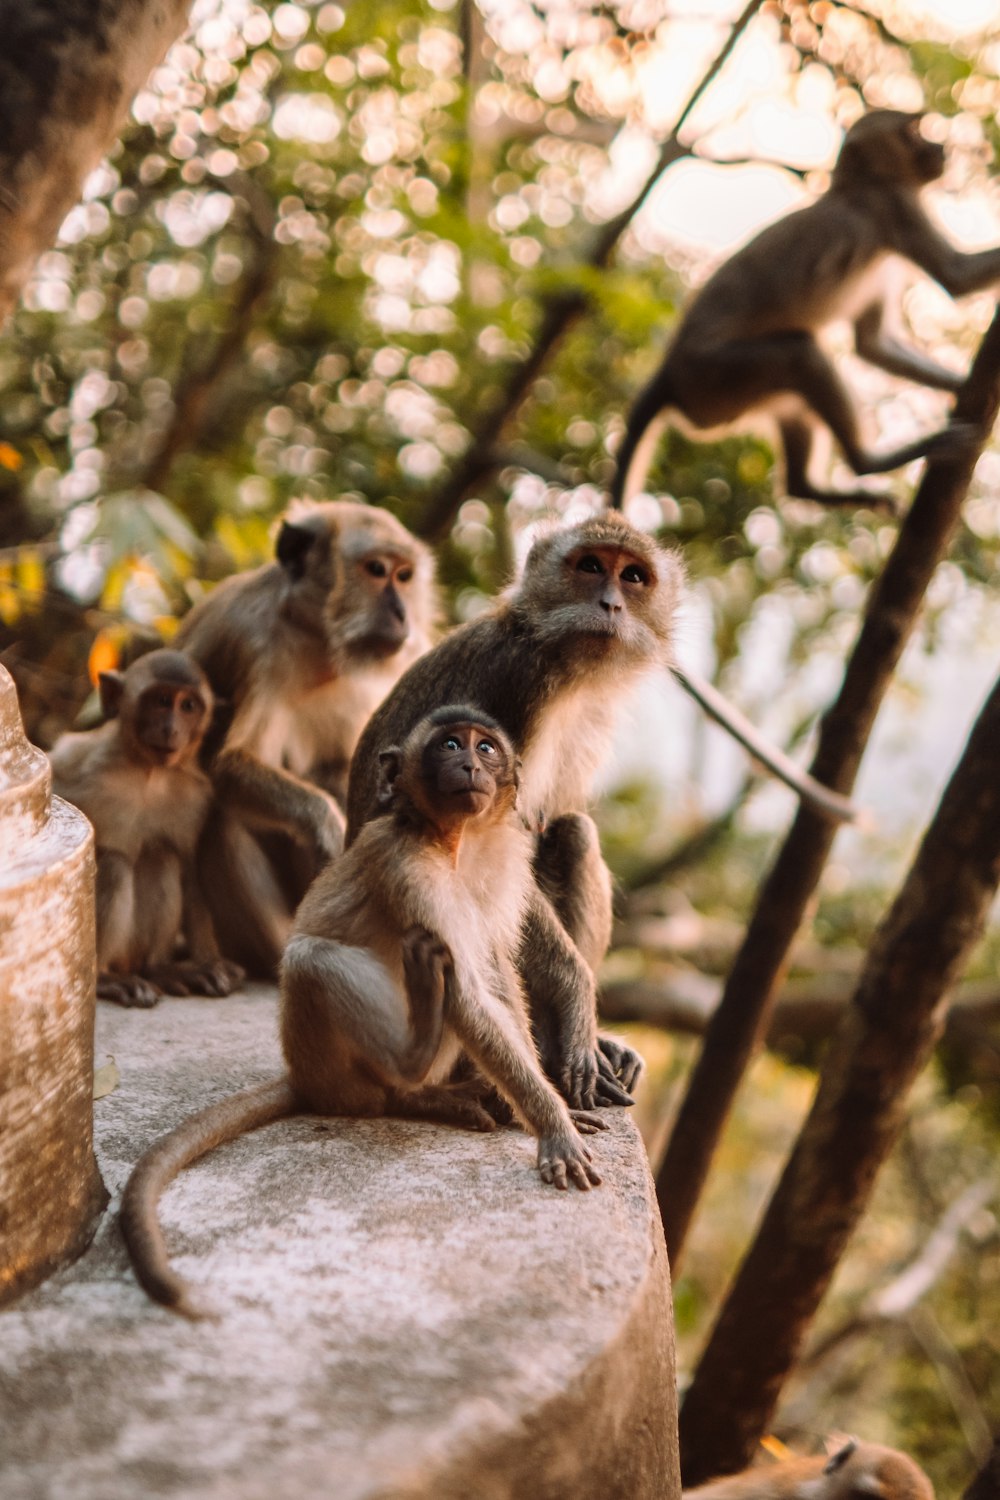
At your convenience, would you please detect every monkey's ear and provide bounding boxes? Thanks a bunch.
[98,670,126,720]
[276,520,317,580]
[376,747,403,807]
[823,1441,858,1474]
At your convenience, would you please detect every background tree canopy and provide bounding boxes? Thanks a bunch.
[3,0,1000,1486]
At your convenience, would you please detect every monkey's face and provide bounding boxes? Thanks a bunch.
[839,111,945,187]
[333,549,419,662]
[420,722,515,819]
[549,541,671,657]
[130,683,210,768]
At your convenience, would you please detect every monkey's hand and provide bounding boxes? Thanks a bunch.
[568,1109,610,1136]
[537,1129,602,1191]
[98,971,162,1008]
[598,1033,645,1095]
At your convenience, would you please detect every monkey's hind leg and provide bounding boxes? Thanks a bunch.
[534,817,644,1096]
[389,1085,498,1133]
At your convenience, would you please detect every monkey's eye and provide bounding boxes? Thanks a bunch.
[575,554,603,575]
[180,696,199,714]
[476,739,496,755]
[397,566,413,584]
[621,563,649,585]
[155,691,173,708]
[366,559,388,579]
[441,736,461,751]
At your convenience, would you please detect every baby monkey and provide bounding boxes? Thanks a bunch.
[49,649,242,1007]
[121,708,605,1317]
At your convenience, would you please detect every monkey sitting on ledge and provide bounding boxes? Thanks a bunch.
[612,109,1000,511]
[49,649,243,1007]
[121,708,606,1317]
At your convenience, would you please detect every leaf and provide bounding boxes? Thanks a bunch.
[0,441,23,471]
[92,1056,120,1100]
[88,627,126,686]
[16,549,45,605]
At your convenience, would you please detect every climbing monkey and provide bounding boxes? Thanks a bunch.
[121,708,606,1317]
[177,499,438,974]
[612,109,1000,510]
[682,1439,934,1500]
[49,649,243,1007]
[347,512,685,1111]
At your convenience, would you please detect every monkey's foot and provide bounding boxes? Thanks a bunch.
[569,1109,610,1136]
[142,960,246,998]
[557,1042,635,1110]
[925,420,982,462]
[394,1085,498,1134]
[597,1033,645,1095]
[97,971,162,1008]
[537,1130,602,1191]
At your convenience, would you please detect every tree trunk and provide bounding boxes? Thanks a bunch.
[677,664,1000,1482]
[654,308,1000,1270]
[0,0,193,321]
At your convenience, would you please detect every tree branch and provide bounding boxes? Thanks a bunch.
[677,660,1000,1479]
[654,309,1000,1275]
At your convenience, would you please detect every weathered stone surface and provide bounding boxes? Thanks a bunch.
[0,987,680,1499]
[0,664,106,1305]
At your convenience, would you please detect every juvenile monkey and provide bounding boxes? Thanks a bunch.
[612,109,1000,510]
[121,709,605,1317]
[49,649,242,1007]
[177,499,437,973]
[347,511,685,1111]
[682,1439,934,1500]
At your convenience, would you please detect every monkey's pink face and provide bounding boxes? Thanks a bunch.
[563,544,655,639]
[342,549,419,660]
[422,723,513,816]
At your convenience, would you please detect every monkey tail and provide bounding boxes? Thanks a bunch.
[610,368,677,509]
[120,1077,297,1320]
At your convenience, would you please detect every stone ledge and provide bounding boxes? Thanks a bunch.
[0,987,678,1500]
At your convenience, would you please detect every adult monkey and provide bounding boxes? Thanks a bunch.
[122,708,606,1317]
[347,511,684,1111]
[177,499,437,973]
[612,109,999,511]
[49,650,242,1007]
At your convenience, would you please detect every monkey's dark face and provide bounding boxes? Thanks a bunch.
[421,722,513,818]
[132,683,209,768]
[840,111,945,187]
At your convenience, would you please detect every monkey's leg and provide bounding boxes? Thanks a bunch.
[534,813,612,971]
[533,818,644,1093]
[520,888,634,1110]
[610,368,674,507]
[777,416,893,509]
[282,932,445,1087]
[197,810,292,978]
[389,1086,498,1133]
[173,869,247,997]
[443,964,602,1190]
[854,302,966,392]
[777,337,975,497]
[95,850,162,1008]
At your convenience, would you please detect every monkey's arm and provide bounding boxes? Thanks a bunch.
[444,962,602,1191]
[854,300,966,392]
[895,199,1000,299]
[213,747,345,862]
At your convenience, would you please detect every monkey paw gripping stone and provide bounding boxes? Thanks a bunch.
[0,987,679,1500]
[0,664,105,1305]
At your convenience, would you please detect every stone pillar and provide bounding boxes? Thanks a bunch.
[0,663,106,1303]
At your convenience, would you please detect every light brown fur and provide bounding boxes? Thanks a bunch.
[612,109,1000,510]
[120,710,605,1318]
[176,499,438,974]
[346,512,685,1110]
[683,1440,934,1500]
[49,649,243,1007]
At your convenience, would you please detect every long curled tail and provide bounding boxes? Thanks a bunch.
[610,364,676,509]
[120,1077,297,1319]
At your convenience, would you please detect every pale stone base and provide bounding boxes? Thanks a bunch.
[0,987,679,1499]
